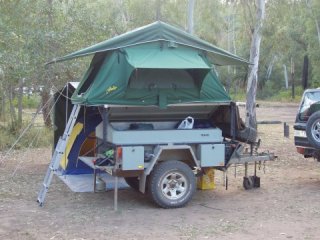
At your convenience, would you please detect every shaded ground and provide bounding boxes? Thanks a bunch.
[1,102,320,240]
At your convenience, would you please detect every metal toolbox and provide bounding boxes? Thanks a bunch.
[121,146,144,170]
[197,144,225,167]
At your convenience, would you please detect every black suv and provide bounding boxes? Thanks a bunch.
[294,89,320,160]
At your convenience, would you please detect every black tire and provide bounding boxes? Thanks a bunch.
[313,151,320,162]
[237,126,257,143]
[148,161,196,209]
[306,112,320,149]
[124,177,140,191]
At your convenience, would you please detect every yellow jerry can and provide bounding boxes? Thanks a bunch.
[197,168,215,190]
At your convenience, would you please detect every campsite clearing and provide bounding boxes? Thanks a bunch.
[1,102,320,240]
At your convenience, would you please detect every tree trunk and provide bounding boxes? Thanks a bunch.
[227,3,237,87]
[1,90,5,122]
[245,0,265,129]
[17,78,24,127]
[283,64,289,89]
[265,55,276,81]
[306,0,320,47]
[41,90,52,128]
[156,0,162,21]
[8,84,17,126]
[302,55,309,89]
[291,58,295,99]
[117,0,129,28]
[41,0,53,128]
[47,0,53,26]
[0,67,5,121]
[315,20,320,47]
[187,0,195,34]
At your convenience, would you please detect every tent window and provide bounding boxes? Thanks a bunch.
[78,58,104,94]
[128,68,204,89]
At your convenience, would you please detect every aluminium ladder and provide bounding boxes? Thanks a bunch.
[37,104,81,206]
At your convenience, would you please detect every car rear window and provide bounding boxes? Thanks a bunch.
[299,91,320,121]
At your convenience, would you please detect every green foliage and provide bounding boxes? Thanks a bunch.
[230,84,304,103]
[12,95,40,109]
[257,81,276,99]
[0,127,16,151]
[0,125,52,151]
[260,85,304,102]
[230,90,247,102]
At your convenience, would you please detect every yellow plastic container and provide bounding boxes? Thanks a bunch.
[197,168,215,190]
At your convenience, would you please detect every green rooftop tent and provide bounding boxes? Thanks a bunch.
[48,21,249,108]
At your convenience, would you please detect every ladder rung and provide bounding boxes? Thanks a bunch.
[54,150,64,155]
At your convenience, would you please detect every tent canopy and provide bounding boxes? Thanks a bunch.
[49,21,249,107]
[48,21,249,66]
[71,42,231,107]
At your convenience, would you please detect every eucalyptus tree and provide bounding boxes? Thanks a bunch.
[0,0,34,128]
[233,0,265,129]
[304,0,320,87]
[187,0,195,34]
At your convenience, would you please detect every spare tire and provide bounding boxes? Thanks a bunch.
[306,112,320,148]
[236,126,257,143]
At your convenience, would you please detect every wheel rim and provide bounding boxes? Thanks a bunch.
[160,171,188,200]
[311,120,320,143]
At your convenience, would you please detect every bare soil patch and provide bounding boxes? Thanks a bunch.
[1,102,320,240]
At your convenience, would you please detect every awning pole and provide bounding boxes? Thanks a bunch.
[114,176,118,211]
[102,106,118,211]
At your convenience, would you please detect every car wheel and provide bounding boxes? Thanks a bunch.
[306,112,320,149]
[148,161,196,208]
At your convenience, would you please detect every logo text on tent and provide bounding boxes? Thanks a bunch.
[106,85,118,94]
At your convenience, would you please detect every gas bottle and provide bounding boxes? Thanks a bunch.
[95,177,106,192]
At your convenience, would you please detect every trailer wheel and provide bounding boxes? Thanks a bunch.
[148,161,196,208]
[124,177,139,191]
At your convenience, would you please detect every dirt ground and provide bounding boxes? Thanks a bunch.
[1,102,320,240]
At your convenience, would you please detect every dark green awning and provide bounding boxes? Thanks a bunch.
[48,21,249,66]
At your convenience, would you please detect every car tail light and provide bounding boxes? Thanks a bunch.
[300,111,310,121]
[296,147,305,154]
[116,147,122,160]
